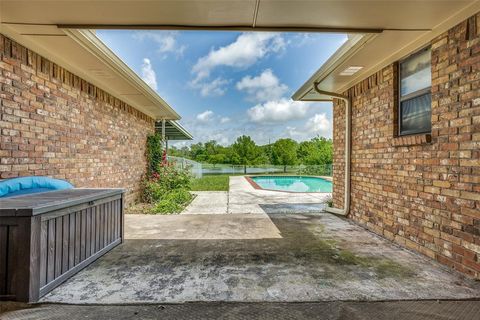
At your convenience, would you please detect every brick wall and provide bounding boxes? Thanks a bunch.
[0,34,155,205]
[333,14,480,278]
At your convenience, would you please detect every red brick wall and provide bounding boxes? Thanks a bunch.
[333,15,480,278]
[0,34,155,205]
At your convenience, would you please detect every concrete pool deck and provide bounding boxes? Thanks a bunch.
[183,176,330,215]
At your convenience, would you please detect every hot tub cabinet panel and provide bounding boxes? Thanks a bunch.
[0,189,124,302]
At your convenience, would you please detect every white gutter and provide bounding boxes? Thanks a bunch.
[313,82,351,216]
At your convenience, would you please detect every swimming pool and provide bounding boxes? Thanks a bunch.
[249,176,332,193]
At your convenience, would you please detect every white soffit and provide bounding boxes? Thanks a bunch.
[2,0,479,105]
[293,0,480,101]
[0,24,180,120]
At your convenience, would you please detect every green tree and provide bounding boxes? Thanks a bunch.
[232,135,261,173]
[189,142,205,161]
[271,138,298,172]
[208,153,227,167]
[297,137,332,165]
[204,140,220,157]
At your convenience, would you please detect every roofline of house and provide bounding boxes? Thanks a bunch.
[291,33,377,101]
[169,120,194,140]
[293,1,480,101]
[63,29,181,121]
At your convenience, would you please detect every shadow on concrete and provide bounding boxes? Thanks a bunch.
[3,300,480,320]
[259,203,325,214]
[38,213,480,304]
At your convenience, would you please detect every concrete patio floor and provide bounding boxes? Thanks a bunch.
[40,211,480,304]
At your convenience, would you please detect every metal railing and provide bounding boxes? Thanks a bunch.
[200,164,332,177]
[167,157,332,179]
[167,156,203,178]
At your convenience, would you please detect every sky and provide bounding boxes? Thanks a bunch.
[96,30,347,146]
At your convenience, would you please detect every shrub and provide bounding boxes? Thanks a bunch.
[146,133,163,176]
[141,163,193,214]
[150,188,193,214]
[323,194,333,208]
[298,165,332,176]
[143,133,193,214]
[152,164,191,191]
[142,180,165,203]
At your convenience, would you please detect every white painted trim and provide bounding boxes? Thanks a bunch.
[294,1,480,100]
[62,29,180,120]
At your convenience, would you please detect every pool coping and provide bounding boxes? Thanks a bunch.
[244,175,332,194]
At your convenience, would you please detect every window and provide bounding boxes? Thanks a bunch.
[398,48,431,136]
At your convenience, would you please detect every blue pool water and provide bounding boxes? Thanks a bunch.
[250,176,332,193]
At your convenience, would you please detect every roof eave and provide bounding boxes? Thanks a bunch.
[169,120,193,140]
[155,120,193,141]
[292,33,377,102]
[63,29,181,120]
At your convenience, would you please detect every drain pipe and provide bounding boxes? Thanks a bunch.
[313,82,351,216]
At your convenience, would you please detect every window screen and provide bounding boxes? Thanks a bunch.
[399,48,431,135]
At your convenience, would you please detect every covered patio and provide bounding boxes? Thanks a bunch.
[40,209,479,303]
[37,177,480,304]
[1,1,480,319]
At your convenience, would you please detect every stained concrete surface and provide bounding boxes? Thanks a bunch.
[3,300,480,320]
[40,212,480,304]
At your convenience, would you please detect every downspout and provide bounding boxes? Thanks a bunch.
[313,82,351,216]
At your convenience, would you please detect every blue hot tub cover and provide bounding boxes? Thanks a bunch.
[0,176,74,198]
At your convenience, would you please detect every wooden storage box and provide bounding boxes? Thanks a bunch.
[0,188,124,302]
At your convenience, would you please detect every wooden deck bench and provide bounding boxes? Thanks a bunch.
[0,188,124,302]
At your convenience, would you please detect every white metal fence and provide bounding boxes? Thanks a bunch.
[167,157,332,179]
[201,164,332,177]
[167,156,203,178]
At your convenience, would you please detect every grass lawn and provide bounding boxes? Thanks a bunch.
[191,175,230,191]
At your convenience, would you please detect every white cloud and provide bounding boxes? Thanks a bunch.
[191,77,229,97]
[236,69,288,103]
[192,32,286,82]
[133,31,186,57]
[196,110,214,123]
[220,117,231,124]
[247,98,309,123]
[287,113,332,140]
[181,121,242,146]
[305,113,331,135]
[141,58,158,90]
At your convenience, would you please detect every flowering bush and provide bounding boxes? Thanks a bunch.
[151,164,191,191]
[141,163,193,214]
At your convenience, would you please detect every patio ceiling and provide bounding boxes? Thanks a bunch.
[292,0,480,101]
[1,1,479,104]
[0,0,475,32]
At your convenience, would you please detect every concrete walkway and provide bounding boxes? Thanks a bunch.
[182,191,228,214]
[182,176,330,215]
[39,212,480,304]
[229,176,329,214]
